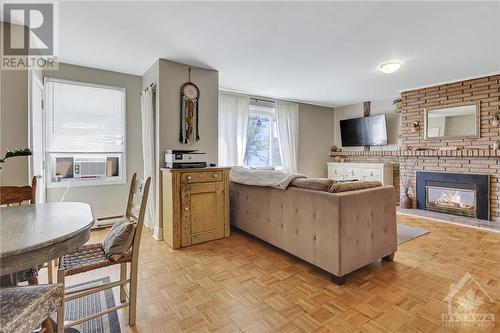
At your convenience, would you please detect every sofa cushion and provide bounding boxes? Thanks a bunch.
[102,217,135,261]
[290,178,335,191]
[328,181,382,193]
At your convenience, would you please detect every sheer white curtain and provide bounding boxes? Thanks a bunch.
[218,92,250,166]
[140,87,156,229]
[276,101,299,174]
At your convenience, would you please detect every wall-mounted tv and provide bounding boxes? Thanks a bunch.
[340,114,388,146]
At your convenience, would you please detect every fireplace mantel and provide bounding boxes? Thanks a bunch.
[330,149,500,158]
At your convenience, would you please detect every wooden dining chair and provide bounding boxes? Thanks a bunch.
[56,173,151,332]
[0,176,37,206]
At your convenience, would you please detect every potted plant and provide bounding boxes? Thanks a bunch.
[0,148,32,169]
[393,98,402,111]
[399,156,417,209]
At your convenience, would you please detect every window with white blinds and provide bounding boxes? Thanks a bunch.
[44,78,126,187]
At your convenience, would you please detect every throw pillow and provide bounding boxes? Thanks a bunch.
[328,181,382,193]
[102,217,136,261]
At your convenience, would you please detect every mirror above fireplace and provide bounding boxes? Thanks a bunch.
[424,102,480,140]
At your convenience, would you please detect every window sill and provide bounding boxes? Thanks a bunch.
[46,177,126,189]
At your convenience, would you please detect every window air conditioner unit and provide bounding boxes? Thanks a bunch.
[73,156,107,178]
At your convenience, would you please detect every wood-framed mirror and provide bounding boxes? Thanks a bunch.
[424,102,480,140]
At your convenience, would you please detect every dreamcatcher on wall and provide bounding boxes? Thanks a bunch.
[179,67,200,143]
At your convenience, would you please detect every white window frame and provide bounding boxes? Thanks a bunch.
[245,105,282,169]
[44,77,127,188]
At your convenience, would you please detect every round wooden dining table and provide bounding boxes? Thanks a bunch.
[0,202,95,276]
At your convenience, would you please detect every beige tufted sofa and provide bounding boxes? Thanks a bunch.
[230,182,397,285]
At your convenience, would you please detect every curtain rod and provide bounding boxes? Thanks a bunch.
[140,83,156,95]
[251,97,275,104]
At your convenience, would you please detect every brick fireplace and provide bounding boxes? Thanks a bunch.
[331,74,500,222]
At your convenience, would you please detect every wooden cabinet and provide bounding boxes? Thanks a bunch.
[161,168,230,249]
[327,162,393,185]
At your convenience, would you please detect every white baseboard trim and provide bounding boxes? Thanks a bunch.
[153,227,164,240]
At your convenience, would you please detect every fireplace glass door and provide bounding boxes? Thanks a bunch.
[425,186,477,218]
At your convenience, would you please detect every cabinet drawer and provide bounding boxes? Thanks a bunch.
[344,167,361,180]
[362,168,381,180]
[329,167,343,179]
[181,171,223,183]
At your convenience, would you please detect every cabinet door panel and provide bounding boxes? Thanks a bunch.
[189,182,225,245]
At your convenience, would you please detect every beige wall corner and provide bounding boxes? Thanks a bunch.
[158,59,219,165]
[298,103,335,177]
[0,68,29,186]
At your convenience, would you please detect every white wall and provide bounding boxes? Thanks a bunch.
[44,63,143,218]
[298,103,334,177]
[333,98,401,151]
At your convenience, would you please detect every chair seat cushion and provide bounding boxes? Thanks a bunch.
[102,217,136,261]
[60,243,131,276]
[0,284,63,333]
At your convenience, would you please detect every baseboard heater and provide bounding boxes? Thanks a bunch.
[92,215,124,229]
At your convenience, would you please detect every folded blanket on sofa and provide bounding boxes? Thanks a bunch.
[289,177,336,191]
[230,167,306,190]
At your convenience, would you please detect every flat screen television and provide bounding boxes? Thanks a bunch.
[340,114,388,146]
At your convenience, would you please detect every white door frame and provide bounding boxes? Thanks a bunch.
[28,70,46,202]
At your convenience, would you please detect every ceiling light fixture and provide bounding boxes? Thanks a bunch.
[378,61,403,74]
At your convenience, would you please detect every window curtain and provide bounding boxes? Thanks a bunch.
[140,86,156,230]
[218,92,250,166]
[276,101,299,174]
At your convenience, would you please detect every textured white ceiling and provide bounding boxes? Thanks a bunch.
[56,1,500,106]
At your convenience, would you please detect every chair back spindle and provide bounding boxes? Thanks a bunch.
[125,173,151,261]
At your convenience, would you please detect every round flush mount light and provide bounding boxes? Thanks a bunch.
[378,61,404,74]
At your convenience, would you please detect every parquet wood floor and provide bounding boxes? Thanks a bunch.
[41,215,500,332]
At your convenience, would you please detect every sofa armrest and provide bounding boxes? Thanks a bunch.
[335,186,397,276]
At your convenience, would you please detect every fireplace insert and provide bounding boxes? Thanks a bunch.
[425,186,476,217]
[416,172,489,220]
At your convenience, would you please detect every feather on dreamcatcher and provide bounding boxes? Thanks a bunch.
[179,68,200,143]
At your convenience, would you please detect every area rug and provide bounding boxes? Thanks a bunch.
[397,224,429,245]
[60,277,121,333]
